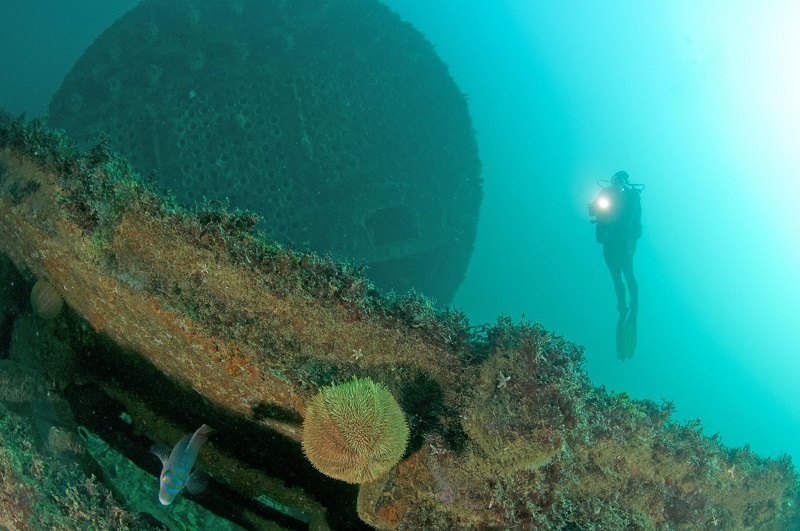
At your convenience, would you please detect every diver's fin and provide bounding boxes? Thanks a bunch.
[621,312,638,359]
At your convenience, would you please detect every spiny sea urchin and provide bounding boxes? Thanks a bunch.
[302,377,409,483]
[30,280,64,320]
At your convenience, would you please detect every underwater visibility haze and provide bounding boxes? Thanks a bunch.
[377,0,800,462]
[1,0,800,527]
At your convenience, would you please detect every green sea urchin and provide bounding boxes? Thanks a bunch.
[30,280,63,320]
[302,378,409,484]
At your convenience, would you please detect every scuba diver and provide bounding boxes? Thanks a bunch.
[588,170,644,360]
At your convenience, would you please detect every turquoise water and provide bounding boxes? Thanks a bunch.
[379,0,800,463]
[2,0,798,469]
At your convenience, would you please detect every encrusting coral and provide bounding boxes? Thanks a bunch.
[0,402,147,529]
[1,112,798,529]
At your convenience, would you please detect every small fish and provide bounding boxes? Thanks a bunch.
[150,424,212,505]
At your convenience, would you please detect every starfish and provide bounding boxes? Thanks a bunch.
[429,443,447,457]
[496,372,511,389]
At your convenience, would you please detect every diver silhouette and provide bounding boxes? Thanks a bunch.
[588,170,643,359]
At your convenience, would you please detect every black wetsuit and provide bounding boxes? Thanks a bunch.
[594,185,642,314]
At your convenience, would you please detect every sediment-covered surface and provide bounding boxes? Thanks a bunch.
[1,113,798,529]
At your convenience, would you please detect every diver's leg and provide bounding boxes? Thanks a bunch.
[606,248,628,360]
[604,247,627,313]
[627,274,638,315]
[622,244,638,315]
[619,243,639,359]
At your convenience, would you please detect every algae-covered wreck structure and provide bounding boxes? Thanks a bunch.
[47,0,483,307]
[1,114,798,529]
